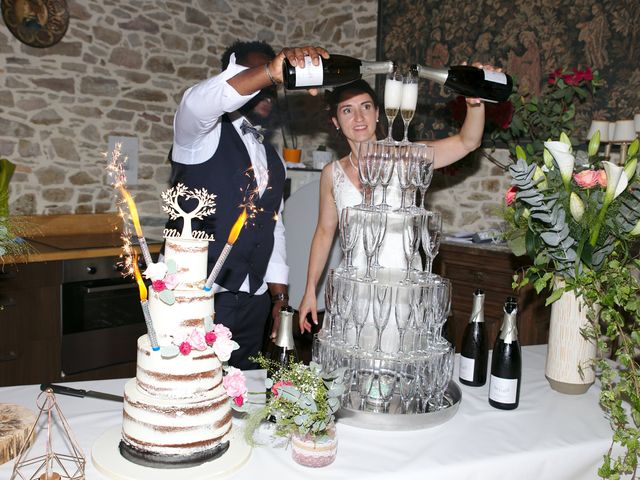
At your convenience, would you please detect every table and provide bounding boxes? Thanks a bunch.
[0,345,614,479]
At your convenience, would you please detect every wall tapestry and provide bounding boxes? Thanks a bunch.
[377,0,640,143]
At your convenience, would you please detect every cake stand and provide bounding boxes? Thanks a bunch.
[92,427,251,479]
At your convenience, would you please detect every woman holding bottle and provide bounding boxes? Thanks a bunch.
[298,65,498,333]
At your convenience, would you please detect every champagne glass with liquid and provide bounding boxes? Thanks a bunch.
[384,72,403,142]
[400,70,418,143]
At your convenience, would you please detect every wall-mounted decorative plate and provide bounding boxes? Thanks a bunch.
[1,0,69,48]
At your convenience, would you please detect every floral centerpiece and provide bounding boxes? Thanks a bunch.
[498,66,639,477]
[244,356,345,467]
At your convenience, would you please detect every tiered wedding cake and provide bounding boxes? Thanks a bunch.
[119,184,241,468]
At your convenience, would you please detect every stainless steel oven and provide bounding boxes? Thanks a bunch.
[60,256,147,376]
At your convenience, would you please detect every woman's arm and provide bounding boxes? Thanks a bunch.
[424,100,485,169]
[298,163,339,333]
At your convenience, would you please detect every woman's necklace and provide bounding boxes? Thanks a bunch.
[348,152,357,171]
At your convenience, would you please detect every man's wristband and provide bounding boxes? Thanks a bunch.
[271,293,289,303]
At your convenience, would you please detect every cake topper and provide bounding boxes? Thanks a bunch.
[162,183,216,241]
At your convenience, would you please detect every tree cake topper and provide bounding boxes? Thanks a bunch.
[161,183,216,240]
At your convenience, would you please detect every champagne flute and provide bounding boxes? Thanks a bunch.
[416,145,435,211]
[395,143,413,212]
[356,142,375,209]
[384,72,403,143]
[394,286,412,353]
[421,210,442,277]
[372,283,392,352]
[362,210,386,281]
[400,70,418,143]
[352,282,371,349]
[376,141,395,211]
[401,213,422,284]
[339,207,361,276]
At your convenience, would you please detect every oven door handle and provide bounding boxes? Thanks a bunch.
[83,283,138,294]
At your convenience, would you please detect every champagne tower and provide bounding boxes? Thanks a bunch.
[312,137,462,430]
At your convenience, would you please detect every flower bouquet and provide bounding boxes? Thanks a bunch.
[503,132,640,477]
[244,356,345,467]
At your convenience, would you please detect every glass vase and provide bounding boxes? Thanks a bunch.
[290,424,337,468]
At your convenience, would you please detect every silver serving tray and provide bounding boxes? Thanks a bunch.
[336,381,462,431]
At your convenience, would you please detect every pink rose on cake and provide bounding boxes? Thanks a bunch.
[143,260,179,304]
[223,366,247,408]
[213,323,232,340]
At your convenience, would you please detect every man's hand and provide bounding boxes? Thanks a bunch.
[268,46,330,96]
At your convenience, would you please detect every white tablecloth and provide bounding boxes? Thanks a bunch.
[0,345,614,479]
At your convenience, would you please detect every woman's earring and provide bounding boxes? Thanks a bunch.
[336,126,340,131]
[376,118,379,123]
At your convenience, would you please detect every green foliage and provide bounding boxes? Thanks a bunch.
[491,67,602,163]
[244,355,346,442]
[496,69,639,478]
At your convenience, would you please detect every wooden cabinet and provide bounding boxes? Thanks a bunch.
[0,261,62,386]
[434,242,550,352]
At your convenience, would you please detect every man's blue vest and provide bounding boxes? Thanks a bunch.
[167,115,285,294]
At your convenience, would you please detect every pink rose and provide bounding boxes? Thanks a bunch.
[163,273,179,290]
[597,170,607,187]
[272,380,293,397]
[223,367,247,398]
[205,331,217,345]
[505,186,518,206]
[213,324,232,341]
[573,170,601,188]
[234,396,244,407]
[179,342,192,355]
[184,328,207,351]
[152,280,166,292]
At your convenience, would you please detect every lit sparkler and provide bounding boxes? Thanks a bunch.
[133,254,159,351]
[203,208,248,291]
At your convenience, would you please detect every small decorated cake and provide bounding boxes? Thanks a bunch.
[119,184,246,468]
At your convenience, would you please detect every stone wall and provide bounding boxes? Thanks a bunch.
[0,0,508,236]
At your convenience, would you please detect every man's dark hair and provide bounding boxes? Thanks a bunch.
[221,41,276,69]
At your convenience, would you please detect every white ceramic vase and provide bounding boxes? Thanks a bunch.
[545,284,598,394]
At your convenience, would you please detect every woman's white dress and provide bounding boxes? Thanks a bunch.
[332,160,417,273]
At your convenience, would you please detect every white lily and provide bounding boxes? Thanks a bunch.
[602,161,628,205]
[544,141,575,190]
[630,218,640,236]
[569,192,585,222]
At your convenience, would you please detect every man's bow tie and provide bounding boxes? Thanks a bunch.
[240,120,264,144]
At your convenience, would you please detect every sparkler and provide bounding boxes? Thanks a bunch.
[133,255,159,351]
[203,208,247,291]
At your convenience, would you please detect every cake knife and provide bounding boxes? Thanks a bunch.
[40,383,124,402]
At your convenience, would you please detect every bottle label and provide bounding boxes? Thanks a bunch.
[295,56,324,87]
[459,355,475,382]
[483,69,507,85]
[489,375,518,404]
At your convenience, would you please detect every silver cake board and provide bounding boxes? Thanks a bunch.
[92,427,251,479]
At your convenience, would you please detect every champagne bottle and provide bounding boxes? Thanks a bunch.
[459,289,488,386]
[283,54,395,89]
[488,297,521,410]
[266,305,299,367]
[411,64,513,103]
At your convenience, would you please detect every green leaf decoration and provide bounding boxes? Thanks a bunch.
[159,290,175,305]
[166,259,177,274]
[204,315,214,331]
[161,344,180,358]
